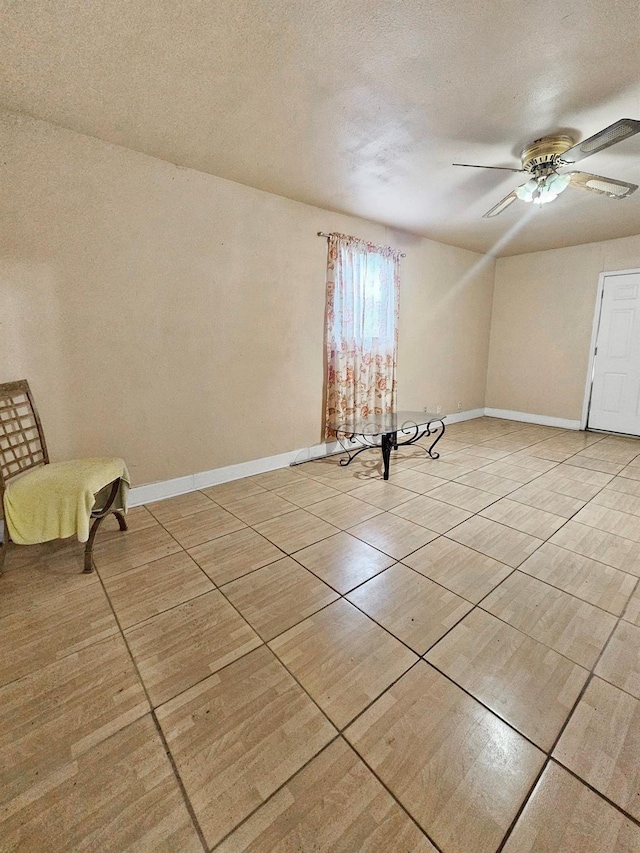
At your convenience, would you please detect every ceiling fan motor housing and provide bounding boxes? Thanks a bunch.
[521,135,574,174]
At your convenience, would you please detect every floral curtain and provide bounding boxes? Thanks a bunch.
[324,233,401,437]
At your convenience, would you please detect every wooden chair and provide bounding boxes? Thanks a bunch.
[0,380,127,575]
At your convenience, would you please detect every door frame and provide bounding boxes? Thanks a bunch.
[580,267,640,431]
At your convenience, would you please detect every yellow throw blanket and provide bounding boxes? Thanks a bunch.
[3,458,130,545]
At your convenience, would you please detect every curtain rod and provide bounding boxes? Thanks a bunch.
[317,232,406,257]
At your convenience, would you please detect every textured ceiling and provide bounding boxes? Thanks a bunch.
[1,0,639,255]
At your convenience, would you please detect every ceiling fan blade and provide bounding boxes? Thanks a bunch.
[567,171,638,198]
[453,163,525,173]
[560,119,640,164]
[482,191,519,218]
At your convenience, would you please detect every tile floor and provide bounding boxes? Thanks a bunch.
[2,417,640,851]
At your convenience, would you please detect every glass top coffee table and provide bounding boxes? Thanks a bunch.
[328,410,446,480]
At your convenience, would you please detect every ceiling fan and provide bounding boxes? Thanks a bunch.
[453,118,640,218]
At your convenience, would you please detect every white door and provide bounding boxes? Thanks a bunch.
[588,270,640,435]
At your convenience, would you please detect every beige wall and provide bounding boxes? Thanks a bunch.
[398,237,494,415]
[0,111,494,486]
[486,234,640,422]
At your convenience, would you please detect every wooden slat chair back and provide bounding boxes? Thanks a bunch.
[0,380,49,483]
[0,380,127,574]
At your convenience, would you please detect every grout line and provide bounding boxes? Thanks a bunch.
[204,427,640,711]
[478,565,631,621]
[494,758,548,853]
[418,658,544,755]
[496,570,640,849]
[0,578,117,686]
[154,431,636,842]
[148,641,268,709]
[207,731,443,853]
[4,418,639,850]
[145,502,456,851]
[92,556,210,853]
[195,549,287,588]
[552,512,640,547]
[549,575,640,752]
[285,545,395,598]
[206,733,342,850]
[154,514,344,739]
[149,714,211,852]
[96,518,348,851]
[270,443,613,756]
[620,578,640,623]
[243,520,351,558]
[91,537,184,581]
[342,428,640,843]
[420,567,516,649]
[113,582,218,632]
[338,733,446,853]
[111,543,549,768]
[547,757,640,829]
[420,431,638,677]
[144,489,219,523]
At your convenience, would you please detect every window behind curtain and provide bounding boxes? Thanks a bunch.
[324,233,401,436]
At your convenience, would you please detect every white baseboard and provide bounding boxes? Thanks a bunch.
[129,410,480,507]
[128,438,346,507]
[0,406,582,537]
[127,406,578,508]
[127,475,196,507]
[483,407,581,430]
[446,408,486,424]
[192,439,348,490]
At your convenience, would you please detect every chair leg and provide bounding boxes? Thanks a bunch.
[84,514,107,573]
[0,540,6,576]
[83,478,126,574]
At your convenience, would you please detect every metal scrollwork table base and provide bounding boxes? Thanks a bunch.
[330,411,446,481]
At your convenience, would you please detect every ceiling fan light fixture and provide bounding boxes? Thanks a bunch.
[522,172,572,205]
[532,189,557,205]
[546,172,571,194]
[515,178,538,202]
